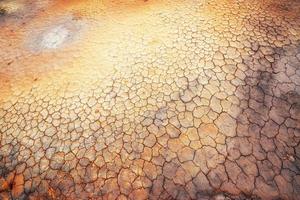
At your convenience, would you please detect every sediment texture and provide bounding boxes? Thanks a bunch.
[0,0,300,199]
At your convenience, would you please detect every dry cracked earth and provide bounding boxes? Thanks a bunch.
[0,0,300,199]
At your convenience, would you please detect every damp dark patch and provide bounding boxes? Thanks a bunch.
[0,7,6,16]
[0,165,10,178]
[235,39,300,197]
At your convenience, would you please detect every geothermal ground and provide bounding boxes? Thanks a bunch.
[0,0,300,199]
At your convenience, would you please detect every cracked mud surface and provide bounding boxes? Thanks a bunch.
[0,0,300,199]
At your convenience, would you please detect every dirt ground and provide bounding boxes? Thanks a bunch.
[0,0,300,199]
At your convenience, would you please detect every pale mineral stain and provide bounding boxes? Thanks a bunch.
[40,25,70,49]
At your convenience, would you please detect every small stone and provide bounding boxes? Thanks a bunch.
[212,193,226,200]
